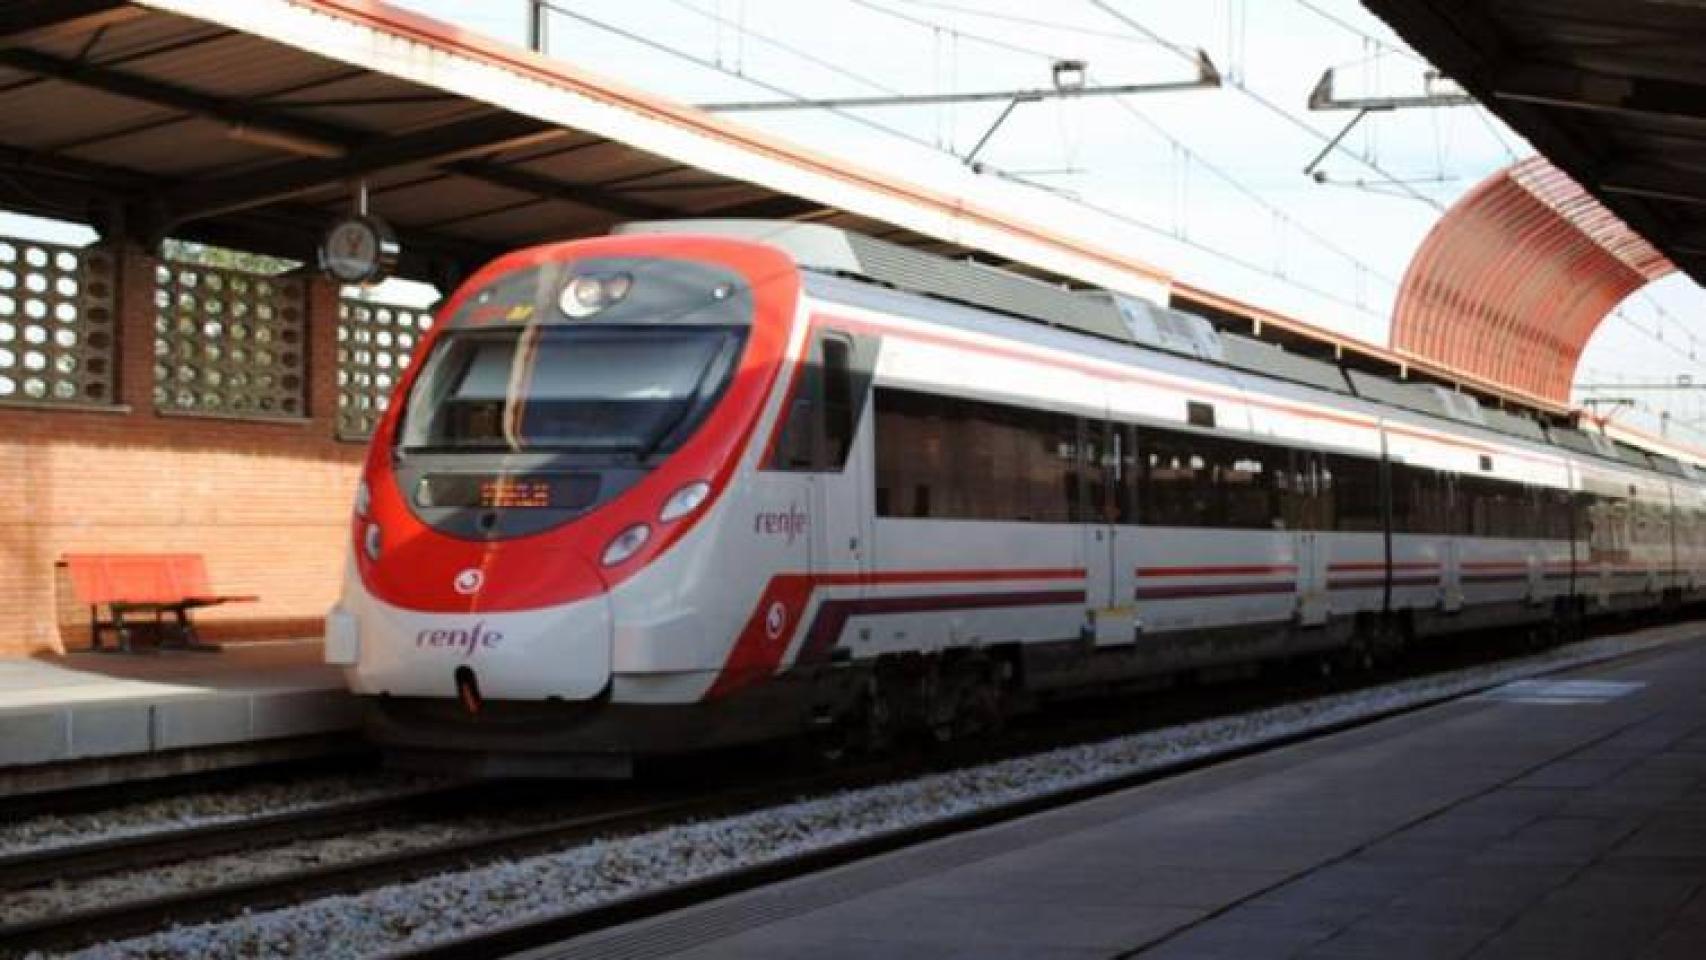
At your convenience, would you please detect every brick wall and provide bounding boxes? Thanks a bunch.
[0,242,371,656]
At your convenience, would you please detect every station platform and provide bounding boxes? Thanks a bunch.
[557,630,1706,959]
[0,639,357,796]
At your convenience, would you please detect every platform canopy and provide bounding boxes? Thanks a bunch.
[0,0,1184,297]
[0,0,1578,414]
[1391,156,1675,404]
[1362,0,1706,289]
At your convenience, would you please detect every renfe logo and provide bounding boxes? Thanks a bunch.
[416,622,504,658]
[764,600,788,640]
[754,504,809,545]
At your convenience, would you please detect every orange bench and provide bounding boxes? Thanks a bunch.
[60,554,258,653]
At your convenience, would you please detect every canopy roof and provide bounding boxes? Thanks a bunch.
[1392,157,1674,403]
[1363,0,1706,288]
[0,0,1593,415]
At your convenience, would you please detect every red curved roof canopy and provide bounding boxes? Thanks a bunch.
[1391,157,1673,402]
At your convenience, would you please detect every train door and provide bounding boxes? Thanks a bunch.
[1295,532,1329,625]
[1442,539,1464,611]
[1293,452,1329,626]
[809,331,872,585]
[771,327,877,601]
[1087,421,1135,646]
[812,455,866,578]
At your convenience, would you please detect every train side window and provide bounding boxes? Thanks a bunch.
[1075,420,1107,523]
[768,331,873,472]
[1219,441,1272,529]
[770,356,822,471]
[1548,487,1575,540]
[1395,464,1452,535]
[1134,424,1292,530]
[873,387,1076,523]
[1138,427,1209,527]
[821,336,855,468]
[1326,452,1382,532]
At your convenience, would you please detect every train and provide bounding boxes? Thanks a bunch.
[324,220,1706,777]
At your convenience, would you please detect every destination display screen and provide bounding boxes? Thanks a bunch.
[481,478,551,509]
[415,474,600,511]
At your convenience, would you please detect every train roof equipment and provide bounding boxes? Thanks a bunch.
[619,218,1691,479]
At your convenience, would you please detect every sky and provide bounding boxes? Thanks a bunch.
[6,0,1703,440]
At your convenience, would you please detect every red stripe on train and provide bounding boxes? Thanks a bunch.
[708,567,1086,698]
[1135,564,1297,577]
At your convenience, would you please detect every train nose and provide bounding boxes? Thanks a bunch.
[457,582,614,701]
[337,554,615,702]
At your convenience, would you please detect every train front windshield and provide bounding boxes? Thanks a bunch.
[397,256,754,459]
[399,326,743,456]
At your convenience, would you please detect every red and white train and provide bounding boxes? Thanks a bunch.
[326,220,1706,776]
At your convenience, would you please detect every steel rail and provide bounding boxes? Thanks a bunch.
[0,781,477,890]
[0,773,875,956]
[395,633,1680,960]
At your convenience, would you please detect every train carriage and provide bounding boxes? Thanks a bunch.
[326,220,1705,776]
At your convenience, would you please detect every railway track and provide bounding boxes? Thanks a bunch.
[396,628,1688,960]
[0,769,887,956]
[0,620,1686,958]
[0,781,475,890]
[0,752,376,824]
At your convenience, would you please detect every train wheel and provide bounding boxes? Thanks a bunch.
[859,674,900,755]
[924,681,959,745]
[1372,615,1411,665]
[920,656,1001,745]
[1343,642,1377,674]
[803,723,854,767]
[966,666,1008,738]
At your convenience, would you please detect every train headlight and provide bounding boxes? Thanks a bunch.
[660,481,711,523]
[601,523,651,567]
[559,273,632,318]
[363,521,382,562]
[354,480,371,518]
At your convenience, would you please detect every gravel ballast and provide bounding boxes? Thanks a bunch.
[43,626,1687,960]
[0,775,436,860]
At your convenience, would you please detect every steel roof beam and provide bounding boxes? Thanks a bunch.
[0,142,150,191]
[1602,161,1706,206]
[183,201,498,272]
[1673,225,1706,258]
[0,0,140,45]
[0,46,681,230]
[445,161,676,221]
[0,48,356,152]
[1495,62,1706,125]
[0,140,492,280]
[704,194,830,220]
[1361,0,1692,283]
[154,113,565,225]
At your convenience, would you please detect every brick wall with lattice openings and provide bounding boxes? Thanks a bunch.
[336,298,432,439]
[0,238,118,406]
[154,263,306,418]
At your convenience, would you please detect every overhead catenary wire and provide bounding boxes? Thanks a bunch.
[540,0,1701,371]
[535,0,947,158]
[886,0,1174,48]
[722,0,1395,320]
[1088,0,1440,209]
[850,0,1401,294]
[1081,0,1706,377]
[1288,0,1428,68]
[1291,0,1706,369]
[657,0,906,98]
